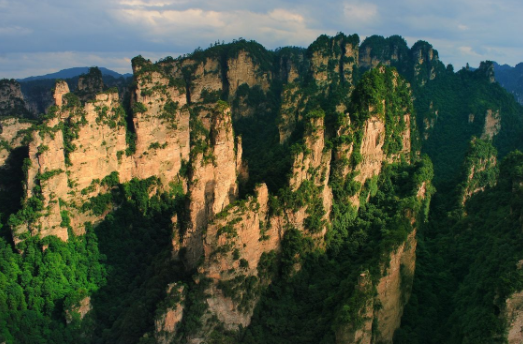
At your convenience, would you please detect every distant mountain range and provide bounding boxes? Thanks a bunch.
[18,67,132,82]
[492,62,523,105]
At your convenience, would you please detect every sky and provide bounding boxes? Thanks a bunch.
[1,0,522,79]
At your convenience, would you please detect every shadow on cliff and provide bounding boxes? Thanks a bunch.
[0,146,28,242]
[83,181,187,344]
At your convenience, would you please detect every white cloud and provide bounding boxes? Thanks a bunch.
[119,0,173,7]
[0,26,32,36]
[268,8,304,23]
[459,46,481,57]
[343,2,378,23]
[110,6,326,49]
[116,8,225,30]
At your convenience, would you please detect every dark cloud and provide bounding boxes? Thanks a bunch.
[1,0,522,78]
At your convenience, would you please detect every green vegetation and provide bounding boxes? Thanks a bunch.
[396,150,523,344]
[37,168,64,182]
[0,146,28,238]
[240,159,432,343]
[83,177,187,343]
[457,138,498,203]
[200,88,221,103]
[349,67,413,159]
[132,102,147,114]
[63,93,81,109]
[0,230,104,343]
[413,61,523,188]
[159,100,179,128]
[148,142,168,150]
[75,67,105,102]
[0,176,188,344]
[101,171,120,188]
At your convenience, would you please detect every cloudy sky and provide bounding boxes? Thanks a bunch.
[1,0,522,78]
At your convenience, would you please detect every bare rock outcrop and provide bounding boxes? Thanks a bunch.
[0,79,30,117]
[155,284,186,344]
[460,138,498,204]
[335,201,423,344]
[288,115,332,235]
[504,289,523,344]
[65,296,92,324]
[194,184,278,336]
[132,67,190,184]
[0,118,32,168]
[182,103,241,269]
[227,50,271,97]
[53,80,70,107]
[482,109,501,139]
[373,229,417,343]
[187,58,223,104]
[13,62,192,240]
[354,116,386,185]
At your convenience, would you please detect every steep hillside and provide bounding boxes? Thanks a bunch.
[395,142,523,344]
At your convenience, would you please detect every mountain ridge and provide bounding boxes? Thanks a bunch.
[17,66,132,82]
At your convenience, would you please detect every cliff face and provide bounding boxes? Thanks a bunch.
[374,229,417,343]
[0,118,32,168]
[277,48,307,84]
[411,41,441,85]
[188,185,277,342]
[0,79,31,117]
[504,289,523,344]
[154,283,186,344]
[182,103,241,270]
[11,60,191,241]
[185,57,223,104]
[184,115,334,340]
[131,62,190,184]
[335,195,424,344]
[227,50,271,96]
[351,116,385,196]
[482,109,501,139]
[460,138,498,204]
[182,66,418,342]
